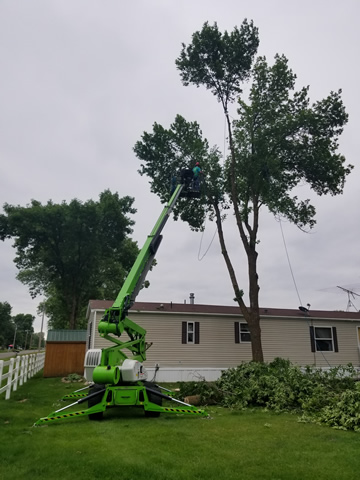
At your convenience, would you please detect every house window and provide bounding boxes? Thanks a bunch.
[309,326,338,352]
[314,327,334,351]
[240,323,251,343]
[182,321,199,344]
[187,322,194,343]
[234,321,251,344]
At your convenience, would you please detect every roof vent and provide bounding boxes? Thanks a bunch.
[190,293,195,305]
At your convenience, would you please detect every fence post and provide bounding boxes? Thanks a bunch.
[35,353,40,373]
[39,353,44,372]
[5,358,15,400]
[24,356,29,383]
[31,354,36,376]
[19,355,25,386]
[28,354,33,378]
[28,354,32,379]
[39,352,45,372]
[33,354,37,376]
[30,354,34,378]
[0,360,3,389]
[13,356,21,391]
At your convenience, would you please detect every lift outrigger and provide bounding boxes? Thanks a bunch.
[35,171,207,425]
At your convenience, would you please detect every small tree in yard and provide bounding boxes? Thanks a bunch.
[134,21,353,362]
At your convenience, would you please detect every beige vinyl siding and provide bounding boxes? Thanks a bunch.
[141,313,251,368]
[90,308,360,368]
[312,321,360,367]
[92,311,251,368]
[262,318,360,366]
[261,318,315,365]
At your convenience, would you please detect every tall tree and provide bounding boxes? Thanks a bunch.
[0,301,14,348]
[0,190,139,329]
[12,313,34,348]
[135,21,352,362]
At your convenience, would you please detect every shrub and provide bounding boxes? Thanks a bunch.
[63,373,85,382]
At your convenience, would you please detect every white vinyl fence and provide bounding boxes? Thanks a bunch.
[0,352,45,400]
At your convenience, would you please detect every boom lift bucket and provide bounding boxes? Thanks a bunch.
[171,169,202,199]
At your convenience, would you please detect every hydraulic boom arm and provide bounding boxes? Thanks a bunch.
[97,183,185,364]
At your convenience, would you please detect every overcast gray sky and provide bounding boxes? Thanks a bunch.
[1,0,359,333]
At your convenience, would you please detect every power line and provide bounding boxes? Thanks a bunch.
[277,217,331,367]
[197,116,227,261]
[198,225,217,261]
[278,218,302,306]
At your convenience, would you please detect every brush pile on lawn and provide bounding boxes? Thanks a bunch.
[176,358,360,431]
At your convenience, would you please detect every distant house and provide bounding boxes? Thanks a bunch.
[86,300,360,381]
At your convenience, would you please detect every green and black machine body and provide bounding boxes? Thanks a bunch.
[36,174,207,425]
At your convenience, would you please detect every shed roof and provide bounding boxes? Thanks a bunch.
[47,330,87,342]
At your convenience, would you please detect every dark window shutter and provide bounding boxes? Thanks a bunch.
[309,326,315,352]
[195,322,200,344]
[332,327,339,352]
[235,322,240,344]
[182,322,187,344]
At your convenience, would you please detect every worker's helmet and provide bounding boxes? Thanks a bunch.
[196,162,200,166]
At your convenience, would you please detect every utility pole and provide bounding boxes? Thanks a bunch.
[12,325,17,350]
[24,330,29,350]
[38,311,45,351]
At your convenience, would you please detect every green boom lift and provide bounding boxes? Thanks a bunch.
[35,172,207,425]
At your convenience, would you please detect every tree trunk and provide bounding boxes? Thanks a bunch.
[246,212,264,362]
[247,310,264,363]
[222,110,264,362]
[213,202,264,362]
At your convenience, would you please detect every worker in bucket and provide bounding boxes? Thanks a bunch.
[192,162,202,190]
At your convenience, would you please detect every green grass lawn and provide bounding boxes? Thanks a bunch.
[1,373,360,480]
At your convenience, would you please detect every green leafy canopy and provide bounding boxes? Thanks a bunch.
[135,114,227,231]
[176,20,259,109]
[0,190,139,329]
[232,54,353,229]
[136,47,352,233]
